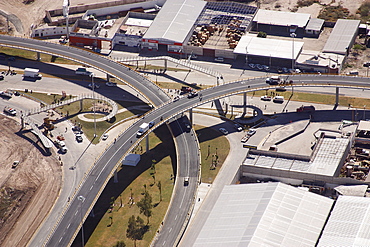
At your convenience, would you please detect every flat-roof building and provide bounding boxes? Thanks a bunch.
[142,0,207,52]
[323,19,360,55]
[234,34,304,68]
[193,182,333,247]
[252,9,311,36]
[318,196,370,246]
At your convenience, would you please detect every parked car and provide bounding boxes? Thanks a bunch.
[214,57,224,62]
[234,124,243,132]
[262,65,270,71]
[248,63,256,69]
[76,133,83,142]
[282,67,289,73]
[88,83,100,89]
[106,82,117,87]
[256,64,263,70]
[102,133,109,141]
[219,127,228,135]
[273,96,284,103]
[260,95,272,101]
[184,177,189,186]
[241,135,249,143]
[277,67,283,74]
[247,128,256,137]
[276,87,286,92]
[12,161,19,169]
[0,75,4,81]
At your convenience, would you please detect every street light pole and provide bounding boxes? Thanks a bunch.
[90,73,97,138]
[78,195,86,247]
[290,33,296,71]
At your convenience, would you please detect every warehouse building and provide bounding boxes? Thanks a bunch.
[193,182,333,247]
[317,196,370,246]
[252,9,311,37]
[233,34,304,68]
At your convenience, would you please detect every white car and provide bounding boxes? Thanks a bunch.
[234,124,243,132]
[262,65,270,71]
[106,82,117,87]
[219,127,228,135]
[247,129,256,137]
[260,95,272,101]
[214,57,224,62]
[102,133,109,141]
[76,133,83,142]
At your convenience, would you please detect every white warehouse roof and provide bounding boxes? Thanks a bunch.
[194,182,333,247]
[143,0,206,44]
[323,19,360,55]
[234,34,304,60]
[318,196,370,247]
[254,9,310,28]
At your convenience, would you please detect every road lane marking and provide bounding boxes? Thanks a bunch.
[162,241,166,246]
[169,228,172,233]
[59,237,63,243]
[90,185,93,191]
[75,210,78,216]
[67,223,70,229]
[175,215,178,220]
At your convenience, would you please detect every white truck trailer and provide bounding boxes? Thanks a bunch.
[136,122,149,137]
[24,68,42,78]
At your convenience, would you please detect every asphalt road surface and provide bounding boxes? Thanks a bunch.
[3,36,370,246]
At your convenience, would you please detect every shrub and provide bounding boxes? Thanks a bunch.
[257,31,267,38]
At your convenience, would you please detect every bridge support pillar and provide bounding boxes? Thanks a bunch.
[146,135,149,152]
[106,74,111,82]
[90,208,95,217]
[114,169,118,183]
[80,99,83,111]
[335,87,339,106]
[21,116,24,129]
[189,108,193,125]
[164,59,167,73]
[243,92,247,114]
[36,52,41,61]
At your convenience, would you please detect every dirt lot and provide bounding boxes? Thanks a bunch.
[0,115,61,247]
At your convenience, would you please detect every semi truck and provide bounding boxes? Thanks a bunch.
[137,122,149,137]
[24,68,42,79]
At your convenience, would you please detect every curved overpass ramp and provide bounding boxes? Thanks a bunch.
[42,74,370,246]
[0,36,200,246]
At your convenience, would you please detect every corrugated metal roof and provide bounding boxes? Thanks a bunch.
[306,18,324,31]
[194,182,333,247]
[234,34,304,60]
[143,0,206,44]
[318,196,370,247]
[323,19,360,55]
[254,9,310,28]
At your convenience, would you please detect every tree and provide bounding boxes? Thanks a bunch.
[257,31,267,38]
[126,215,145,247]
[157,181,162,202]
[112,241,126,247]
[137,191,153,224]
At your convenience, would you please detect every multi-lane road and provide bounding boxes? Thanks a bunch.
[2,35,370,246]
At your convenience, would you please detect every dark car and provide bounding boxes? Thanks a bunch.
[187,92,198,98]
[0,75,4,81]
[149,121,155,128]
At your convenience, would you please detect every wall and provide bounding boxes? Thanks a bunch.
[31,26,68,38]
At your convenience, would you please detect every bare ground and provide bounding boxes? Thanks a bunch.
[0,115,61,247]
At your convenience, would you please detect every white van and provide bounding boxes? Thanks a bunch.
[273,96,284,103]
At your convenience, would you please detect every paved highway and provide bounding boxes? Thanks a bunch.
[154,117,200,246]
[45,73,370,246]
[3,36,370,246]
[0,36,201,246]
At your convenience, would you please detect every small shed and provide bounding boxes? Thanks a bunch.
[122,153,140,166]
[305,18,324,37]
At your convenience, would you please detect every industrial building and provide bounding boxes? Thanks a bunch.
[193,182,334,247]
[317,196,370,246]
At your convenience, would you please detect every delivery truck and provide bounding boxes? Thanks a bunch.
[137,122,149,137]
[24,68,42,79]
